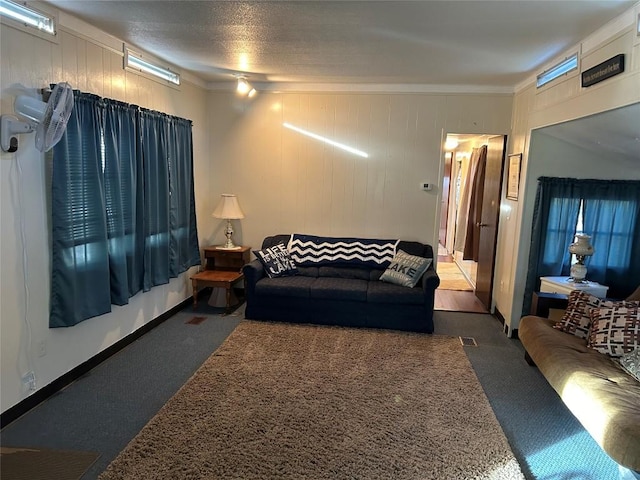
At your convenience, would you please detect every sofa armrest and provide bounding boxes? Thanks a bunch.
[242,259,265,298]
[531,291,568,317]
[421,267,440,293]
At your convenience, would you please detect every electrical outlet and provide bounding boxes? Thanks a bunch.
[22,371,36,392]
[37,340,46,357]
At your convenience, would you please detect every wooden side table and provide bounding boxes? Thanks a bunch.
[191,245,251,311]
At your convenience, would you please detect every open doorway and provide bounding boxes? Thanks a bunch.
[435,133,506,313]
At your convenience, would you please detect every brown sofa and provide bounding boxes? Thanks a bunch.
[519,291,640,473]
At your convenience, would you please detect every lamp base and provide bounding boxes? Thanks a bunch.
[569,263,588,283]
[220,219,240,249]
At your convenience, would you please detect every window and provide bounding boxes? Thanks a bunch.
[536,53,579,88]
[0,0,57,41]
[523,177,640,316]
[124,47,180,86]
[50,91,199,327]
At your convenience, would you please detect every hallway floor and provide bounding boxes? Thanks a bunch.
[435,244,487,313]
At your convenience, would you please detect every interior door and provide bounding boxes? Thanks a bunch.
[475,135,507,309]
[439,152,452,248]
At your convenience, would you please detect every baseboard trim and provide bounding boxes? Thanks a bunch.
[1,296,193,429]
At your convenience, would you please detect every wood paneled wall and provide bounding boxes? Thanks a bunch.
[0,22,209,413]
[207,92,513,251]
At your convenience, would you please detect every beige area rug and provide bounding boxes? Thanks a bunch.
[0,446,99,480]
[438,262,474,291]
[100,321,524,480]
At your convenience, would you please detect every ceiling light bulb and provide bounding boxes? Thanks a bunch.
[248,88,257,98]
[237,77,250,94]
[444,139,459,150]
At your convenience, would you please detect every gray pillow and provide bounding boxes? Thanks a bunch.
[379,250,431,288]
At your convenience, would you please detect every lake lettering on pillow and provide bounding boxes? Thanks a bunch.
[254,243,298,278]
[380,250,431,288]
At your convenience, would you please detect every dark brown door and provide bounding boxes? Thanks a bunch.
[475,135,507,309]
[439,152,452,247]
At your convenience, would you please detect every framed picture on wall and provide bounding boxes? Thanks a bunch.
[506,154,522,201]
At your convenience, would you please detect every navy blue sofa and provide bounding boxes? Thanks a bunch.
[242,234,439,333]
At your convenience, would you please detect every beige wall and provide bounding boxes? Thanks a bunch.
[494,7,640,333]
[206,92,512,254]
[0,15,210,412]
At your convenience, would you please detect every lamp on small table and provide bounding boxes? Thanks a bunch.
[212,194,245,250]
[568,234,594,283]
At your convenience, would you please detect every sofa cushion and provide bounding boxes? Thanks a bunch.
[626,286,640,301]
[380,250,431,288]
[554,290,602,339]
[367,281,424,305]
[253,243,298,278]
[296,266,319,277]
[587,302,640,357]
[519,315,640,470]
[318,266,371,280]
[255,276,316,298]
[309,278,368,301]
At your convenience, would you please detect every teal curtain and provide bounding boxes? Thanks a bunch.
[522,177,581,316]
[51,91,200,328]
[51,93,111,327]
[140,109,170,290]
[103,99,144,304]
[581,180,640,298]
[522,177,640,317]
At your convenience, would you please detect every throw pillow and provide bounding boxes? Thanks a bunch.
[253,243,298,278]
[379,250,431,288]
[587,302,640,357]
[554,290,603,339]
[617,349,640,382]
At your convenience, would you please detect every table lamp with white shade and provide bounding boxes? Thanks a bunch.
[212,194,245,249]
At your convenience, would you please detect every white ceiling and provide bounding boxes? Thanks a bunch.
[45,0,636,89]
[536,103,640,162]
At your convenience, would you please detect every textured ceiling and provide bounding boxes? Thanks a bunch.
[45,0,636,88]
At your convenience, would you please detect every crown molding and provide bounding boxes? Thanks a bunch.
[207,81,514,95]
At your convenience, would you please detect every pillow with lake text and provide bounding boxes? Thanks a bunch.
[253,243,298,278]
[379,250,431,288]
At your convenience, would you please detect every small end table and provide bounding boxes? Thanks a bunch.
[539,276,609,298]
[190,245,251,312]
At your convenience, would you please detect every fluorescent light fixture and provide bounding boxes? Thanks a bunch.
[283,122,369,158]
[125,49,180,85]
[536,53,578,88]
[0,0,55,35]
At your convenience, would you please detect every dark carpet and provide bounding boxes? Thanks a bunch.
[1,306,634,479]
[0,446,99,480]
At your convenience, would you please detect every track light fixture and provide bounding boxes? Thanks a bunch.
[235,75,256,98]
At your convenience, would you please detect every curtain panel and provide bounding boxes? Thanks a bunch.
[50,91,200,328]
[522,177,640,317]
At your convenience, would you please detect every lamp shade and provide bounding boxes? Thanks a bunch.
[212,194,245,220]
